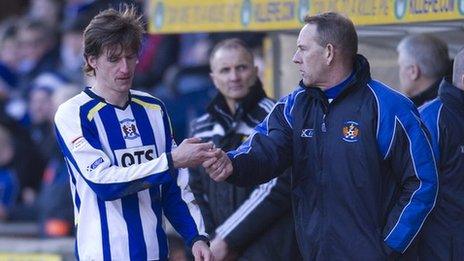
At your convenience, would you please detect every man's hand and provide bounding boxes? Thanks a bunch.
[192,240,213,261]
[171,137,216,168]
[202,149,233,181]
[211,237,238,261]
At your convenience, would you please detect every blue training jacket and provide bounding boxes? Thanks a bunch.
[419,78,464,261]
[227,55,438,260]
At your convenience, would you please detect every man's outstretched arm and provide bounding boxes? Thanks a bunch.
[203,92,301,186]
[55,102,216,201]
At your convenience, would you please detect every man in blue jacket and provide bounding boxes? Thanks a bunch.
[203,12,438,260]
[419,49,464,260]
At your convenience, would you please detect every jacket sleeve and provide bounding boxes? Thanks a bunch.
[227,93,299,187]
[380,106,438,254]
[162,168,209,248]
[419,100,443,163]
[54,102,176,201]
[215,170,292,250]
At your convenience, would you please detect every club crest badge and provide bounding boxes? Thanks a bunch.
[120,119,140,140]
[342,121,360,143]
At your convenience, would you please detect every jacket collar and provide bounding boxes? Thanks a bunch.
[324,70,355,100]
[301,54,372,102]
[438,77,464,112]
[207,79,267,120]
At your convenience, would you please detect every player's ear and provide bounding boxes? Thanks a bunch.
[87,55,98,71]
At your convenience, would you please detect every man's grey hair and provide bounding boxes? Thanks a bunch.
[397,34,450,79]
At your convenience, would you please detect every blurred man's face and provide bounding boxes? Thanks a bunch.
[29,88,53,124]
[397,51,415,95]
[18,28,49,63]
[210,47,258,105]
[0,37,19,69]
[0,127,14,166]
[61,31,84,71]
[292,24,327,87]
[88,47,138,94]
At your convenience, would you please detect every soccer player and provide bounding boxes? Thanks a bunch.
[54,6,213,260]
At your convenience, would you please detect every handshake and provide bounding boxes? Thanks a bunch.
[170,137,233,181]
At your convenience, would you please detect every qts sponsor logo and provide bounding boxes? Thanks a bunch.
[114,145,156,167]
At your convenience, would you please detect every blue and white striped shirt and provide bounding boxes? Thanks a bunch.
[54,88,206,261]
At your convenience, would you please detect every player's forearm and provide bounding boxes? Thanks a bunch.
[67,149,176,200]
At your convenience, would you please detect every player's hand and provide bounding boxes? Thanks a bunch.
[211,237,237,261]
[202,149,233,182]
[192,240,213,261]
[171,137,216,168]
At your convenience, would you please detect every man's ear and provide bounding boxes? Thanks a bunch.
[409,64,420,81]
[325,43,334,65]
[87,55,97,71]
[210,72,218,90]
[460,74,464,89]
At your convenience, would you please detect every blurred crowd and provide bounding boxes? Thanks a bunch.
[0,0,265,239]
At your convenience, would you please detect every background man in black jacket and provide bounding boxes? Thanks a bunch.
[189,38,299,261]
[397,34,451,107]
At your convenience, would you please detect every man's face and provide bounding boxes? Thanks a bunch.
[88,47,138,94]
[61,31,84,70]
[0,38,19,69]
[292,24,327,87]
[18,28,48,63]
[397,50,415,95]
[29,88,53,124]
[210,47,258,103]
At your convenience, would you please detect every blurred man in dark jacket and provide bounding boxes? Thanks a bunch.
[397,34,451,107]
[189,38,300,260]
[419,48,464,261]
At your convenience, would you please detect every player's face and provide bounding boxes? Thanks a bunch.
[88,46,138,95]
[292,24,327,87]
[210,47,258,105]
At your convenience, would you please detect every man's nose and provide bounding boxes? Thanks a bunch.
[119,58,129,73]
[292,51,301,64]
[229,69,239,81]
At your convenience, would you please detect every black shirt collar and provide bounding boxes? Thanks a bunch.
[84,87,132,110]
[411,80,440,107]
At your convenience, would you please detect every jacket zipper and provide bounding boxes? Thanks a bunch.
[319,103,329,248]
[321,114,327,133]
